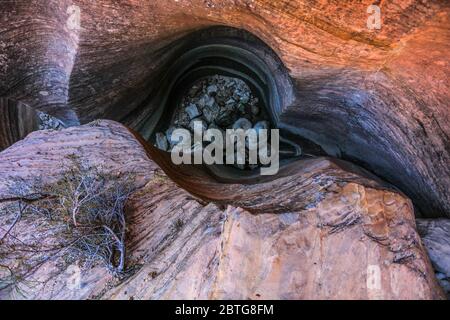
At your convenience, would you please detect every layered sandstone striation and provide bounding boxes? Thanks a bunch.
[0,121,445,299]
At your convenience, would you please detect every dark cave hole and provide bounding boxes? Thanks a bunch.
[136,27,323,179]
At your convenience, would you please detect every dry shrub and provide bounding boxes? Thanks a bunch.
[0,154,135,296]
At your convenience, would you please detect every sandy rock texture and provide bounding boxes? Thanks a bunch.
[0,98,63,152]
[0,120,154,198]
[107,185,444,300]
[0,121,445,299]
[0,120,157,299]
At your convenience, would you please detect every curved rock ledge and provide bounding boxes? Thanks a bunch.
[0,121,445,299]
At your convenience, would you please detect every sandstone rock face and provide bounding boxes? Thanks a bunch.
[0,1,448,218]
[0,120,154,198]
[0,120,157,299]
[0,98,64,152]
[0,121,444,299]
[106,160,444,300]
[211,202,437,300]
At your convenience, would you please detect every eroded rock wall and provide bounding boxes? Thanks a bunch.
[0,0,79,124]
[1,1,448,217]
[0,121,445,299]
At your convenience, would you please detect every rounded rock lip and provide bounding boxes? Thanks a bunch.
[137,26,304,177]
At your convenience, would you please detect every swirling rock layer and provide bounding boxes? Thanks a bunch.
[0,121,444,299]
[0,1,448,217]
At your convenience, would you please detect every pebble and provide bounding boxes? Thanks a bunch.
[166,126,177,146]
[185,103,200,120]
[188,85,201,97]
[207,84,218,95]
[251,104,259,115]
[240,93,250,104]
[189,118,208,132]
[215,110,234,127]
[225,98,236,107]
[205,95,215,108]
[155,132,168,151]
[206,102,221,122]
[37,111,62,130]
[232,118,252,131]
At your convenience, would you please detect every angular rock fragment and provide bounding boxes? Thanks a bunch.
[185,103,201,120]
[206,84,218,95]
[155,132,168,151]
[38,112,62,130]
[202,103,220,124]
[250,103,259,116]
[165,126,177,147]
[189,118,207,132]
[215,109,235,127]
[204,95,215,108]
[232,118,252,131]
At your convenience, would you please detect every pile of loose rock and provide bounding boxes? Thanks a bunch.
[154,75,271,170]
[38,111,63,130]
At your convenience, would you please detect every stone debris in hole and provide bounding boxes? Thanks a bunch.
[154,75,272,170]
[38,111,63,130]
[155,132,168,151]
